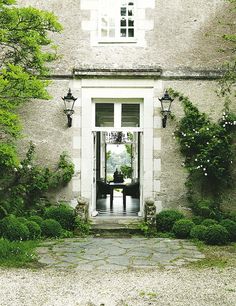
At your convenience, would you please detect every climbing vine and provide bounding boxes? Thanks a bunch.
[169,89,236,203]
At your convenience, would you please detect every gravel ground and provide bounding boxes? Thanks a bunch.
[0,267,235,306]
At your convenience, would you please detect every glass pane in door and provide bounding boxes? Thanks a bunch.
[96,103,114,127]
[121,104,140,127]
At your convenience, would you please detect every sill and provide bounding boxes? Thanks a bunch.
[97,38,137,44]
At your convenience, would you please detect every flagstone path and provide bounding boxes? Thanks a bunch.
[37,237,205,271]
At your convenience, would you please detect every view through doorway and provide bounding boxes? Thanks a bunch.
[95,131,140,216]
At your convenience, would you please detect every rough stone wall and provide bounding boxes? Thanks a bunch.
[17,79,79,202]
[17,0,234,73]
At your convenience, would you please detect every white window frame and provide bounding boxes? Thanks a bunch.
[98,0,137,44]
[93,98,143,132]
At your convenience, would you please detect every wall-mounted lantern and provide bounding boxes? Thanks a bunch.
[62,88,77,127]
[159,90,174,128]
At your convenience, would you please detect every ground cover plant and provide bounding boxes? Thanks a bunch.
[187,241,236,269]
[0,238,39,268]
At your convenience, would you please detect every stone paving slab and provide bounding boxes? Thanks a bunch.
[37,237,205,271]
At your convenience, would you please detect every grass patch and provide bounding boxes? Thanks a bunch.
[188,240,236,269]
[0,238,40,268]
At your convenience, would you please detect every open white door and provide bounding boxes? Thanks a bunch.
[91,131,98,215]
[139,131,144,216]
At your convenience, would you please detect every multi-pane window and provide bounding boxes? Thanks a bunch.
[95,102,140,128]
[100,0,135,41]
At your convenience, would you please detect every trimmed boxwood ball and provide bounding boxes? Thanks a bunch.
[229,211,236,222]
[44,205,75,230]
[173,219,195,239]
[220,219,236,242]
[201,219,218,227]
[190,225,207,241]
[156,210,185,232]
[25,221,41,239]
[41,219,62,238]
[192,216,204,225]
[0,215,29,241]
[28,215,44,226]
[204,224,229,245]
[17,217,28,223]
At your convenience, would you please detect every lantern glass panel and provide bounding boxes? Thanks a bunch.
[64,99,75,111]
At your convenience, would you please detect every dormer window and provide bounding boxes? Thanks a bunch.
[99,0,135,43]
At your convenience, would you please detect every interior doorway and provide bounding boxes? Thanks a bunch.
[94,131,141,216]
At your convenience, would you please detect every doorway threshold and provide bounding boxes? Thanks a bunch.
[90,216,143,232]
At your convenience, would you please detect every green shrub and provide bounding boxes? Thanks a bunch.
[60,230,74,238]
[41,219,62,238]
[17,217,28,223]
[0,205,8,220]
[173,219,195,238]
[156,210,185,232]
[201,219,218,227]
[192,216,204,225]
[193,199,216,218]
[0,215,29,241]
[25,221,41,240]
[190,225,207,241]
[220,219,236,241]
[74,217,91,236]
[226,212,236,223]
[204,224,229,245]
[44,205,75,230]
[28,215,44,226]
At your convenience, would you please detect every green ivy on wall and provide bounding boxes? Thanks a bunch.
[169,89,236,204]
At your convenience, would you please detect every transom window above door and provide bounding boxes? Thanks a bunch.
[94,99,142,129]
[99,0,135,42]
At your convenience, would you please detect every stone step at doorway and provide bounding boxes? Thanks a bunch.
[90,216,143,237]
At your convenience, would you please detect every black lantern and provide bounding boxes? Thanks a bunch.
[159,90,174,128]
[62,89,77,127]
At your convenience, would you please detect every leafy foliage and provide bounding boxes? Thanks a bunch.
[0,143,74,216]
[0,215,29,241]
[28,215,44,226]
[41,219,62,238]
[219,0,236,97]
[204,224,229,245]
[170,89,236,202]
[156,210,185,232]
[25,221,41,240]
[201,219,218,227]
[44,205,76,231]
[0,2,62,74]
[220,219,236,241]
[192,199,219,219]
[74,217,91,236]
[172,219,195,239]
[190,225,208,241]
[0,0,62,185]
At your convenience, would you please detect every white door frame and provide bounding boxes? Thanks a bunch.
[80,79,154,217]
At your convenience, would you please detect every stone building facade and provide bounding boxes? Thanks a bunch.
[17,0,235,217]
